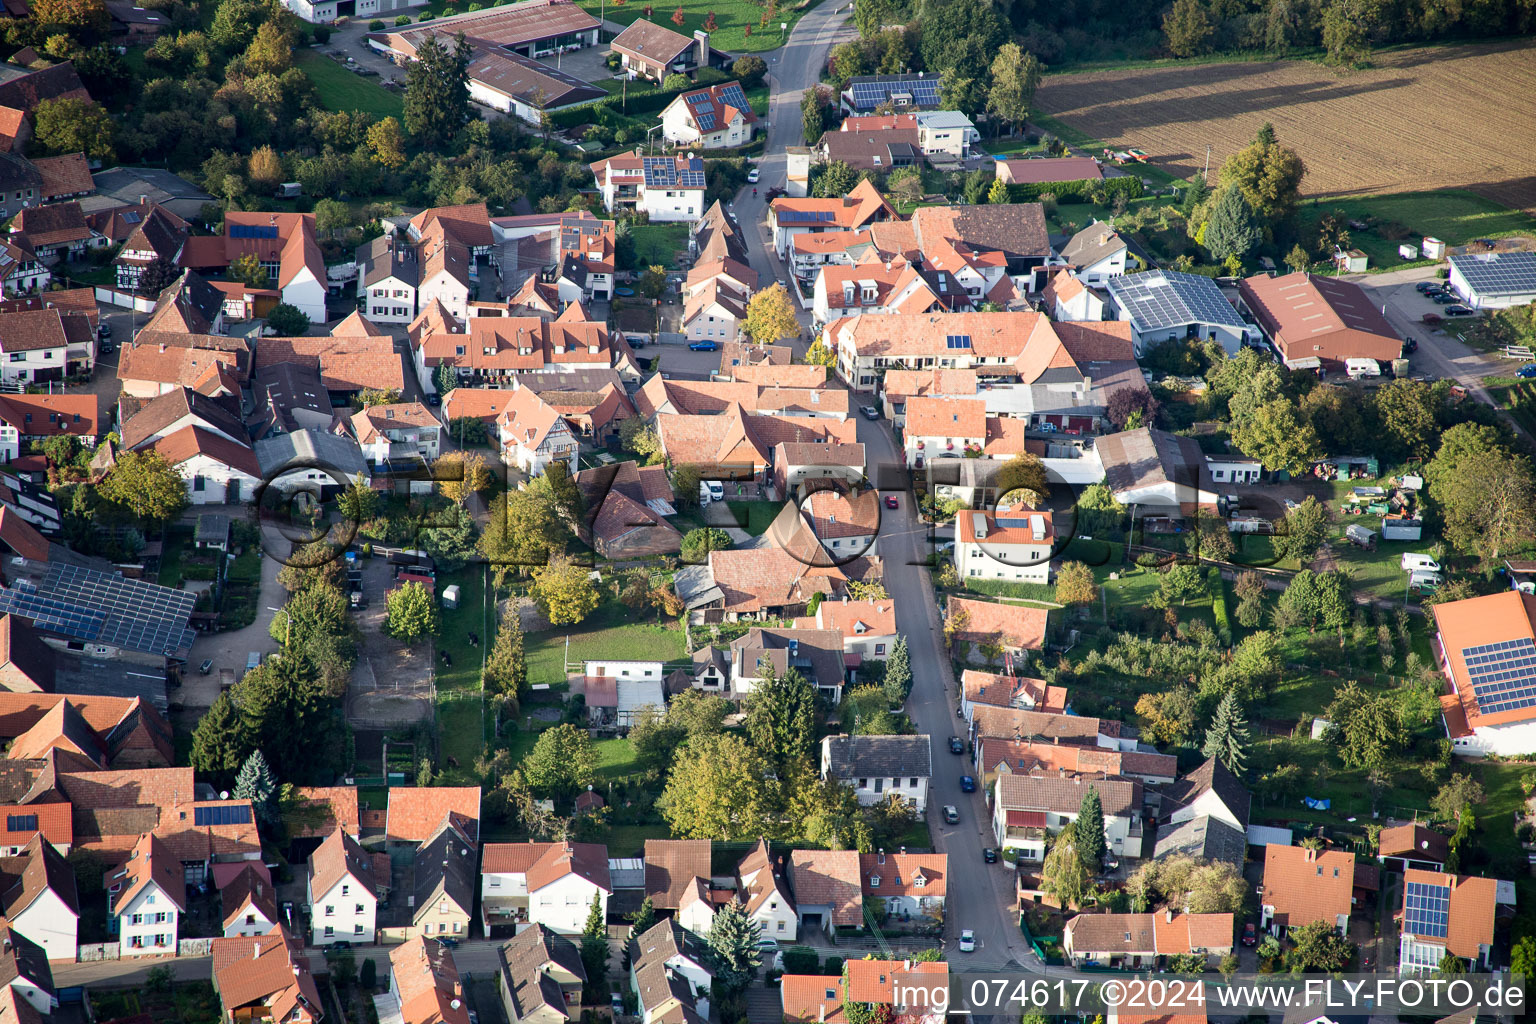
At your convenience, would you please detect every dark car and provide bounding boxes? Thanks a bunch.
[1516,364,1536,379]
[426,392,441,406]
[1242,922,1258,947]
[949,735,964,754]
[1415,282,1437,293]
[1445,305,1476,316]
[688,340,719,351]
[959,774,976,793]
[98,339,116,354]
[982,847,999,863]
[1432,293,1456,304]
[97,323,112,338]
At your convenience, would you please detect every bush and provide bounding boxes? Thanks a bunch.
[367,18,384,29]
[394,13,411,23]
[417,10,433,19]
[1517,821,1536,844]
[1006,175,1143,204]
[314,23,333,40]
[781,947,819,974]
[823,956,843,976]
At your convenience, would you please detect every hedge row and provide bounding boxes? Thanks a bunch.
[1007,175,1144,204]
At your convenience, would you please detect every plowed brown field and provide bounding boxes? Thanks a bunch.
[1034,41,1536,212]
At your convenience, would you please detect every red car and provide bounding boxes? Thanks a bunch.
[884,496,899,509]
[1242,922,1257,947]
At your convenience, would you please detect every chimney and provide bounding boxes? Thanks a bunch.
[1165,909,1174,923]
[877,849,885,865]
[693,29,709,69]
[158,343,166,353]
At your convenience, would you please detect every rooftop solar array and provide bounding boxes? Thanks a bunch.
[228,224,279,239]
[1404,880,1450,938]
[717,83,748,114]
[1461,636,1536,716]
[945,334,971,349]
[195,804,253,827]
[1107,269,1246,330]
[846,74,942,111]
[778,209,836,224]
[643,156,705,189]
[1448,251,1536,297]
[0,562,197,657]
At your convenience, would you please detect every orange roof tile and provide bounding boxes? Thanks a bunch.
[858,853,945,898]
[946,597,1048,649]
[845,959,947,1006]
[781,975,847,1024]
[1431,591,1536,730]
[1262,845,1353,928]
[1401,869,1496,959]
[786,849,861,926]
[386,786,480,843]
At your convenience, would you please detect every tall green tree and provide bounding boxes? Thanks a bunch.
[918,0,1006,79]
[337,473,380,525]
[1041,831,1089,909]
[985,44,1042,136]
[31,97,115,160]
[1437,449,1534,565]
[580,891,609,1002]
[1232,399,1322,475]
[234,749,278,824]
[232,653,351,784]
[418,502,478,572]
[706,899,762,994]
[883,636,911,705]
[628,895,657,938]
[530,553,601,625]
[1276,495,1328,563]
[523,723,598,799]
[479,489,562,586]
[384,581,438,643]
[1214,122,1307,232]
[1370,379,1440,459]
[98,449,188,527]
[403,32,472,148]
[1285,920,1354,972]
[1163,0,1214,54]
[743,283,801,345]
[1203,186,1262,262]
[484,603,528,700]
[1074,788,1106,870]
[1325,680,1404,771]
[657,733,776,839]
[745,667,819,774]
[1201,689,1250,775]
[190,692,251,784]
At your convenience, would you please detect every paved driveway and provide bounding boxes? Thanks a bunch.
[180,534,284,710]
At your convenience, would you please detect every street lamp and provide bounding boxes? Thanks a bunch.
[645,123,663,155]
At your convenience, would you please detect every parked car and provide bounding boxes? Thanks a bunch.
[884,495,899,509]
[98,339,116,354]
[982,848,998,864]
[755,938,779,954]
[1415,282,1437,293]
[861,405,880,419]
[1242,922,1258,946]
[1517,364,1536,379]
[1402,337,1418,353]
[958,930,976,953]
[948,735,964,754]
[688,340,719,351]
[959,774,976,792]
[426,392,441,406]
[1445,305,1475,316]
[1432,293,1456,304]
[97,323,111,338]
[943,805,959,824]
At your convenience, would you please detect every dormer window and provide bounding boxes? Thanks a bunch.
[868,876,880,887]
[913,873,926,887]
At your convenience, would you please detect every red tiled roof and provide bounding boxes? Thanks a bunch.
[946,597,1048,649]
[386,787,480,843]
[858,853,945,898]
[845,959,947,1006]
[1262,845,1353,929]
[1431,591,1536,730]
[1401,869,1496,958]
[787,849,861,926]
[781,975,847,1024]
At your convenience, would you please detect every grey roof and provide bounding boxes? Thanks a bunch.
[253,362,330,437]
[1448,250,1536,298]
[733,627,846,691]
[515,368,624,394]
[1095,426,1206,498]
[500,923,586,1021]
[0,153,40,194]
[91,166,212,219]
[356,234,419,290]
[672,564,723,609]
[1153,814,1247,867]
[254,428,367,481]
[412,820,477,927]
[1060,222,1128,270]
[1163,756,1251,831]
[1106,269,1246,331]
[822,734,931,779]
[467,50,605,109]
[194,513,230,543]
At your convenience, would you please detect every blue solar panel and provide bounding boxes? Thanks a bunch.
[228,224,279,239]
[195,804,253,827]
[697,113,716,131]
[6,814,36,832]
[1404,881,1450,938]
[778,210,835,224]
[0,563,196,656]
[1462,636,1536,715]
[718,83,747,111]
[946,334,971,349]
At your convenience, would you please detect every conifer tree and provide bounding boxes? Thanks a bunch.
[1202,688,1251,775]
[234,749,278,824]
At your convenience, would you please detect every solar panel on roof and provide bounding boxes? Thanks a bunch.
[945,334,971,349]
[1449,251,1536,297]
[697,113,716,131]
[1108,270,1245,331]
[1404,881,1450,938]
[0,562,196,657]
[123,212,142,224]
[1461,636,1536,715]
[779,210,835,224]
[718,83,748,111]
[228,224,279,240]
[195,804,253,827]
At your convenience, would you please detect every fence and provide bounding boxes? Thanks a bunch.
[92,286,156,313]
[178,937,215,957]
[77,942,120,962]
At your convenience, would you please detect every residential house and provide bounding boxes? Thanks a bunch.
[661,82,757,149]
[945,597,1049,664]
[529,378,634,447]
[772,442,866,494]
[1096,427,1220,514]
[901,395,986,466]
[1397,869,1498,973]
[1260,845,1354,935]
[642,839,712,933]
[960,670,1067,721]
[220,863,279,939]
[1447,250,1536,310]
[788,230,872,288]
[1429,590,1536,756]
[879,368,977,425]
[654,406,856,481]
[349,402,443,467]
[355,235,421,324]
[589,150,707,223]
[956,506,1054,584]
[0,925,52,1016]
[0,393,99,462]
[110,832,183,956]
[1239,270,1405,372]
[148,425,261,505]
[630,919,710,1024]
[1105,269,1252,357]
[840,112,977,160]
[417,309,622,394]
[385,787,481,845]
[0,155,39,219]
[769,181,895,259]
[410,818,477,942]
[480,841,609,936]
[575,460,679,559]
[838,73,943,115]
[466,50,606,126]
[388,936,471,1024]
[682,277,749,344]
[0,239,48,297]
[120,386,244,451]
[0,308,94,383]
[774,488,881,560]
[9,203,101,263]
[584,661,665,731]
[112,205,188,292]
[735,840,796,942]
[994,156,1103,186]
[812,257,965,324]
[1155,755,1251,864]
[252,333,403,401]
[819,125,922,174]
[792,598,896,661]
[1151,814,1248,868]
[820,734,932,812]
[992,773,1144,861]
[307,828,377,946]
[828,309,1048,394]
[609,22,725,83]
[844,959,947,1020]
[712,627,849,702]
[697,542,860,620]
[686,258,758,304]
[254,429,367,500]
[1041,268,1109,323]
[417,237,475,321]
[1062,910,1234,969]
[860,852,945,922]
[0,692,174,769]
[362,1,599,62]
[634,376,849,421]
[496,923,586,1024]
[1057,221,1146,286]
[179,211,326,323]
[1377,825,1450,873]
[977,738,1177,788]
[210,928,321,1024]
[781,976,847,1024]
[495,386,578,477]
[787,850,862,935]
[690,199,749,266]
[0,835,78,962]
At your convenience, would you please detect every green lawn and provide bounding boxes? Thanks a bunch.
[574,0,811,53]
[606,822,672,857]
[594,736,642,778]
[631,223,689,268]
[295,48,404,119]
[524,599,687,688]
[1297,190,1536,271]
[158,529,190,589]
[724,500,778,535]
[433,564,492,782]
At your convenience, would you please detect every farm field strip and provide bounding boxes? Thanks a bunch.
[1034,41,1536,212]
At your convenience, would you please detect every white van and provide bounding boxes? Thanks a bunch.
[707,480,725,502]
[1409,569,1443,590]
[698,481,711,505]
[1401,554,1441,573]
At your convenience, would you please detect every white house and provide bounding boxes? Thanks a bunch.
[307,828,378,947]
[1096,427,1220,513]
[820,734,932,813]
[901,396,986,468]
[1447,250,1536,310]
[1397,870,1498,974]
[1205,451,1261,485]
[480,841,611,936]
[913,111,978,159]
[147,426,262,506]
[992,773,1144,861]
[682,278,748,344]
[220,864,279,939]
[589,151,707,224]
[1058,222,1145,287]
[631,918,711,1024]
[349,402,444,466]
[1106,270,1251,357]
[736,840,797,942]
[0,835,78,963]
[0,926,54,1015]
[955,508,1053,584]
[583,660,666,731]
[629,919,713,1000]
[417,240,474,322]
[0,309,94,385]
[1041,269,1109,323]
[254,429,370,500]
[1430,590,1536,757]
[860,852,945,921]
[111,833,184,957]
[355,236,420,325]
[661,83,757,149]
[496,386,578,477]
[792,598,897,662]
